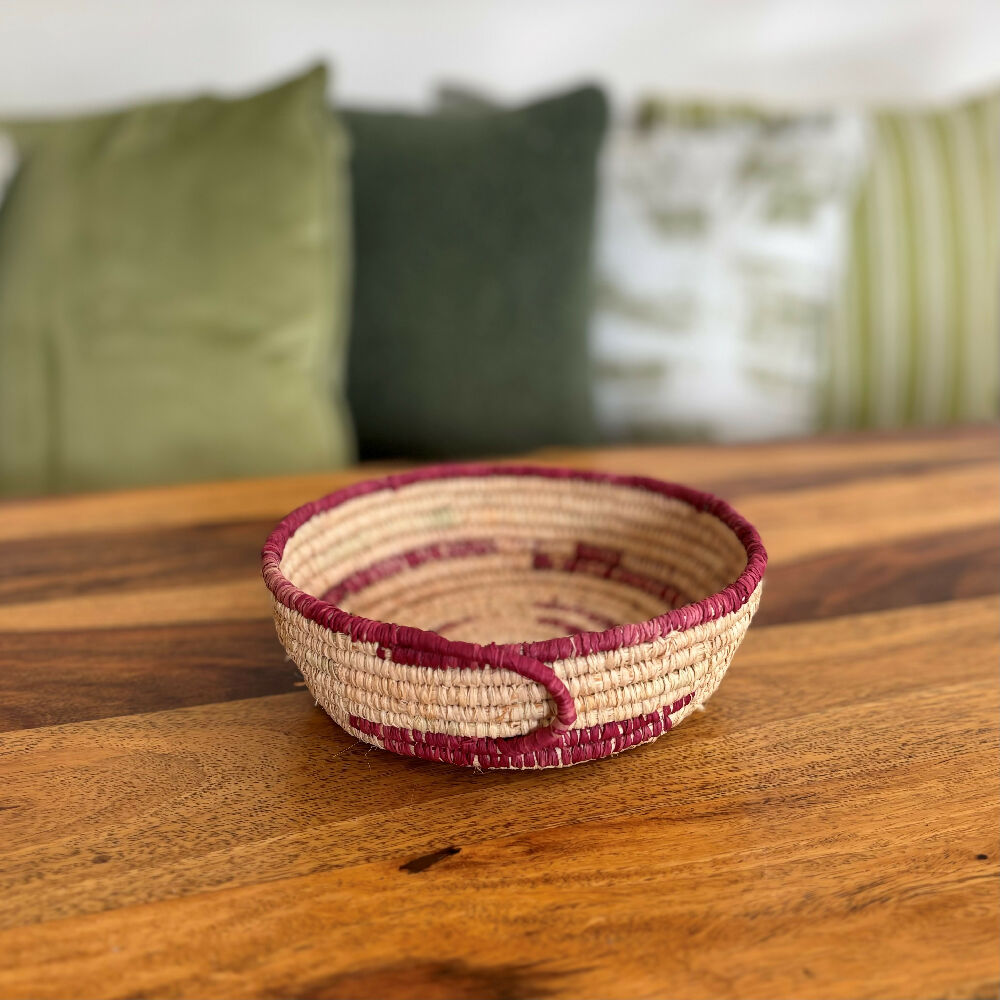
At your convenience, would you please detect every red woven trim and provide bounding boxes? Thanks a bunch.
[377,641,578,739]
[348,693,694,769]
[261,463,767,665]
[320,538,498,604]
[321,537,687,611]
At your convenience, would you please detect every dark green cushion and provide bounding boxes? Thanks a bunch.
[0,66,354,495]
[344,85,607,460]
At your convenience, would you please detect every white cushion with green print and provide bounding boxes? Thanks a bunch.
[592,102,866,443]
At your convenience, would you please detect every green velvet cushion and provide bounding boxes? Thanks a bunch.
[344,85,607,460]
[0,65,353,495]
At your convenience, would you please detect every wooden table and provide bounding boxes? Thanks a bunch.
[1,426,997,1000]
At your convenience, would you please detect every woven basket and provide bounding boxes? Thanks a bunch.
[262,465,766,770]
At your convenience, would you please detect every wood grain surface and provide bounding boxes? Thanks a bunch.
[0,426,997,1000]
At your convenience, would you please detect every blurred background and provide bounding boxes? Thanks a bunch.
[0,0,997,494]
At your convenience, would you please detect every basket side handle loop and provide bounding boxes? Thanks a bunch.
[488,648,577,753]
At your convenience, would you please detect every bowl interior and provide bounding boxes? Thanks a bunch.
[278,473,749,645]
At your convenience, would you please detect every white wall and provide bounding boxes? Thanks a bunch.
[1,0,998,117]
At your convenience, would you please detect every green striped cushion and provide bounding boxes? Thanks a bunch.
[827,94,1000,427]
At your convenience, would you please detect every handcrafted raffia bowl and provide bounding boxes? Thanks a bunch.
[262,465,766,770]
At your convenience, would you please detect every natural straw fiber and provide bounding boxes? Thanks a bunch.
[262,465,766,770]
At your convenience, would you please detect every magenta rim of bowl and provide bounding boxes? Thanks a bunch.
[261,463,767,667]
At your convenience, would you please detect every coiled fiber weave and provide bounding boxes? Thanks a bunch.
[263,465,766,770]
